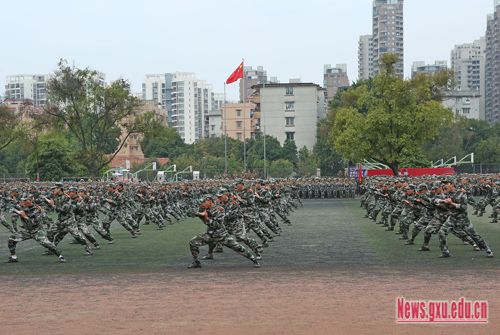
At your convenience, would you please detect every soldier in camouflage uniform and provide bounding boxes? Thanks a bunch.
[398,184,416,240]
[1,188,21,234]
[81,187,114,244]
[101,184,138,238]
[7,195,66,263]
[201,188,262,261]
[48,184,94,256]
[438,182,493,258]
[188,195,260,269]
[405,183,433,245]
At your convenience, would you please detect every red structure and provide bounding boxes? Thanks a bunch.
[367,167,455,177]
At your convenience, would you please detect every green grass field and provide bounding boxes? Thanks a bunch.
[0,218,205,275]
[1,199,499,275]
[356,202,500,268]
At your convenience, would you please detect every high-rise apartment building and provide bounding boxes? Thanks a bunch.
[485,2,500,123]
[371,0,404,77]
[451,39,485,92]
[4,74,49,106]
[358,35,373,80]
[240,66,268,103]
[142,73,174,124]
[171,72,214,144]
[323,64,350,101]
[450,39,486,119]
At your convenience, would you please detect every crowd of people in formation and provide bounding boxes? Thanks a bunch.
[0,177,354,268]
[360,174,500,258]
[295,178,356,199]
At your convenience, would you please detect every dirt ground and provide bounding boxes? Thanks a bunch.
[2,268,500,335]
[2,200,500,334]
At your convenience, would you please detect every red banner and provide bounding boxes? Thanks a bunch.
[367,167,455,177]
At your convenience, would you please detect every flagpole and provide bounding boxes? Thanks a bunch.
[242,58,247,173]
[224,83,228,175]
[262,81,267,179]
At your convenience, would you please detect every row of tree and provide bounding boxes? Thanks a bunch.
[0,57,498,180]
[0,61,344,180]
[329,54,500,175]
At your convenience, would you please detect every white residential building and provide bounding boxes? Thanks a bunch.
[252,83,327,150]
[358,35,373,80]
[451,38,486,119]
[442,91,482,120]
[4,74,49,106]
[171,72,214,144]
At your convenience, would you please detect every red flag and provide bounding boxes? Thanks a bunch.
[358,163,363,183]
[226,62,244,84]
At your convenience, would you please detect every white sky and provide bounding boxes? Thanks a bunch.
[0,0,497,100]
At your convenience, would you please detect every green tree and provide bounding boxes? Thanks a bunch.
[25,133,76,180]
[330,54,453,176]
[475,136,500,163]
[0,137,30,177]
[281,139,298,164]
[297,146,319,176]
[268,159,294,178]
[246,135,282,168]
[139,112,186,158]
[0,105,22,151]
[422,118,498,162]
[314,119,345,176]
[45,60,143,176]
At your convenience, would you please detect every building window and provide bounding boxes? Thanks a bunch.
[286,132,295,140]
[236,133,242,140]
[286,87,294,95]
[285,101,295,111]
[236,121,242,129]
[211,125,215,131]
[236,109,242,117]
[285,117,295,126]
[462,108,470,115]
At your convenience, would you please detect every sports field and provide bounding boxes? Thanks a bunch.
[2,199,500,334]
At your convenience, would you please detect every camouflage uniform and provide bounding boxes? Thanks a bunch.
[188,198,260,268]
[438,189,493,258]
[8,199,65,263]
